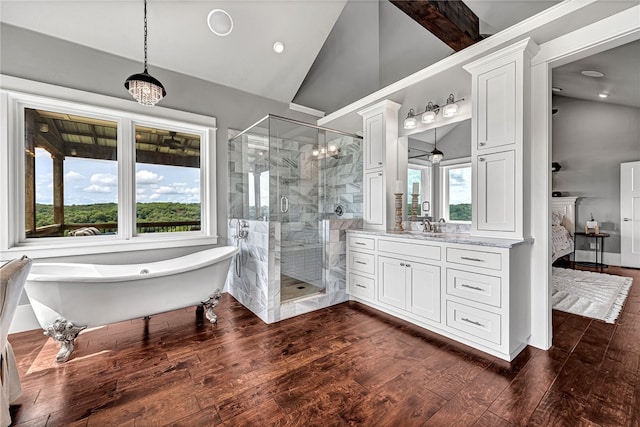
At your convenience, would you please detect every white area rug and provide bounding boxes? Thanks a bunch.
[552,267,633,324]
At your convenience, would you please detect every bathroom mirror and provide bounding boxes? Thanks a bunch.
[405,118,471,221]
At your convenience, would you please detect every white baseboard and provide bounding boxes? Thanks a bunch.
[9,304,40,334]
[574,250,621,268]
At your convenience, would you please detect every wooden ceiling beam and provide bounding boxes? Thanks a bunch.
[389,0,480,52]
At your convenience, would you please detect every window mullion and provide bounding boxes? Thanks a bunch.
[119,118,135,240]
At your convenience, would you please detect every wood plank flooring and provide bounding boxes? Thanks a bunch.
[7,265,640,426]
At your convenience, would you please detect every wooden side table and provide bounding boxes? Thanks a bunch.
[573,232,610,272]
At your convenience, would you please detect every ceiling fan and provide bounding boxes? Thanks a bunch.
[161,131,182,150]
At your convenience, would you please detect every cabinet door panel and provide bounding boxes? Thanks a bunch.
[477,150,515,231]
[477,62,516,150]
[365,113,384,170]
[378,256,406,310]
[365,171,384,226]
[410,262,441,322]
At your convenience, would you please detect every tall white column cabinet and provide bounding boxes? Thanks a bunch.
[464,38,539,240]
[358,100,401,231]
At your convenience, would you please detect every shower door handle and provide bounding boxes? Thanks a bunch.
[280,195,289,213]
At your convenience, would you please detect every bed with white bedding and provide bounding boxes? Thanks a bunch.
[551,197,578,263]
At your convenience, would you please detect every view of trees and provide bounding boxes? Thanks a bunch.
[35,202,200,228]
[450,203,471,221]
[405,203,471,221]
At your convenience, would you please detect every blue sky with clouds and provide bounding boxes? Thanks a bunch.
[35,148,200,205]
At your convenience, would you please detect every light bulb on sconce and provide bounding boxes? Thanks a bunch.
[403,109,418,130]
[421,102,439,124]
[312,149,319,156]
[442,94,460,118]
[328,144,337,152]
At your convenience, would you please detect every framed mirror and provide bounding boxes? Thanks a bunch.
[406,119,471,222]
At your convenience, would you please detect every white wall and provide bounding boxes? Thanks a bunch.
[552,95,640,255]
[0,23,318,250]
[0,23,318,332]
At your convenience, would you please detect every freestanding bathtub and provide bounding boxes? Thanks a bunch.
[25,246,239,362]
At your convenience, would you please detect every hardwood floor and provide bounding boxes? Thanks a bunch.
[8,266,640,426]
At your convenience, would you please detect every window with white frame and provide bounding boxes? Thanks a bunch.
[439,159,471,222]
[407,164,432,218]
[0,81,217,257]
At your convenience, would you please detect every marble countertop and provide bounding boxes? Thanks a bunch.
[347,229,534,248]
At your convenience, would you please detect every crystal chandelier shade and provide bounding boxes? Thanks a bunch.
[124,0,166,106]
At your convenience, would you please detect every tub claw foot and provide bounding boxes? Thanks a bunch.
[201,289,222,324]
[44,318,87,363]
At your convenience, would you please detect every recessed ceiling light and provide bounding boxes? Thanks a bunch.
[207,9,233,36]
[273,41,285,54]
[581,70,604,78]
[552,87,562,92]
[599,93,609,98]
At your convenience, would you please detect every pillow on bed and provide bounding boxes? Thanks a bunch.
[552,210,565,226]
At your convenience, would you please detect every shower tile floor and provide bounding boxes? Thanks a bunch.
[281,275,323,301]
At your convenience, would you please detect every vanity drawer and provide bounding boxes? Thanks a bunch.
[446,300,501,345]
[378,239,441,261]
[446,268,502,308]
[446,247,502,271]
[349,251,375,275]
[349,235,375,251]
[348,273,375,300]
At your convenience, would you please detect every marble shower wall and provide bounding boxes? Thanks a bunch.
[224,220,274,323]
[226,116,364,323]
[321,135,363,219]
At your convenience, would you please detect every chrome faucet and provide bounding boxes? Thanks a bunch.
[422,218,433,232]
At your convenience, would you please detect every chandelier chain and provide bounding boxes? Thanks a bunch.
[143,0,148,70]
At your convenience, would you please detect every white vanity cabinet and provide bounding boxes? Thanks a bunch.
[358,100,401,231]
[378,255,441,322]
[347,235,376,302]
[346,231,531,361]
[377,238,441,322]
[363,112,384,171]
[476,150,516,232]
[464,38,539,240]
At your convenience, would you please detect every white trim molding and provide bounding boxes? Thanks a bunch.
[529,4,640,350]
[0,75,219,259]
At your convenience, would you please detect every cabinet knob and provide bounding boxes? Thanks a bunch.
[405,264,411,268]
[624,218,631,221]
[378,161,383,165]
[400,262,405,266]
[479,142,486,146]
[479,157,486,162]
[378,172,383,176]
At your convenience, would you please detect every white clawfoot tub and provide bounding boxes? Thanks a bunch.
[24,246,239,362]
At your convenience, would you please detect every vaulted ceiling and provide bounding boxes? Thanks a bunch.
[3,0,636,115]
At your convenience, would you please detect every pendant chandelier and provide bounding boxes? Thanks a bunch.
[124,0,166,106]
[431,127,444,164]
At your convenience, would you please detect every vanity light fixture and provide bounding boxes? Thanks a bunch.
[403,109,418,130]
[442,94,461,118]
[124,0,167,106]
[430,127,443,164]
[421,102,439,124]
[403,94,464,130]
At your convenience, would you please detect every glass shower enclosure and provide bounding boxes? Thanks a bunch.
[227,115,362,323]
